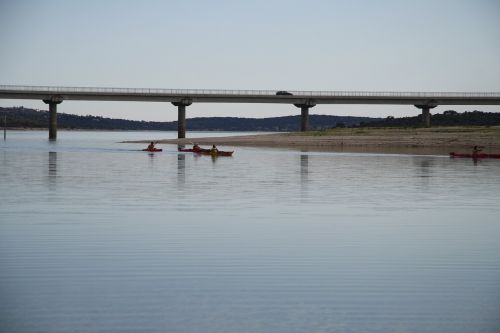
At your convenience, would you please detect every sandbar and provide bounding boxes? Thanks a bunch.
[126,126,500,155]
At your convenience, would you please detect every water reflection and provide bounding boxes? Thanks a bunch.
[414,158,434,189]
[300,153,309,200]
[418,159,432,176]
[177,153,185,187]
[48,151,57,189]
[472,157,482,166]
[147,151,156,167]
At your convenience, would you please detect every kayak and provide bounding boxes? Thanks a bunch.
[449,152,500,158]
[200,150,233,157]
[142,148,162,152]
[178,148,210,153]
[178,148,233,156]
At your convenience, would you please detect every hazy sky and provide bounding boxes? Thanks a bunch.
[1,0,499,121]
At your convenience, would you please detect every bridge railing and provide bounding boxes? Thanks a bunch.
[1,85,500,98]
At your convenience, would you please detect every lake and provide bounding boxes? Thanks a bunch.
[1,130,499,332]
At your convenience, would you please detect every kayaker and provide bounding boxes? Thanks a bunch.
[472,145,483,156]
[210,145,218,154]
[147,142,156,150]
[193,144,201,152]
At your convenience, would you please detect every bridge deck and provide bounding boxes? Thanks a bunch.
[1,85,500,105]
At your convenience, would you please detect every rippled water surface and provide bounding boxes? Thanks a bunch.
[1,130,500,332]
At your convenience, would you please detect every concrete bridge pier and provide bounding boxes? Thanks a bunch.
[294,100,316,131]
[42,96,63,140]
[415,101,438,127]
[172,100,192,139]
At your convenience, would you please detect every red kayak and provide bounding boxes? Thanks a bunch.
[449,152,500,158]
[179,148,210,153]
[142,148,162,152]
[199,150,233,157]
[178,148,233,156]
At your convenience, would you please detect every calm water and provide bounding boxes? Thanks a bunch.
[1,130,500,333]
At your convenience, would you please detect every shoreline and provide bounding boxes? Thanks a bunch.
[125,126,500,154]
[3,128,176,132]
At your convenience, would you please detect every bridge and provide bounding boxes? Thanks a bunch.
[1,85,500,140]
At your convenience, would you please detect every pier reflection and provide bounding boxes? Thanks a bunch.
[415,158,433,188]
[418,159,432,176]
[48,151,57,189]
[177,153,185,187]
[300,153,309,200]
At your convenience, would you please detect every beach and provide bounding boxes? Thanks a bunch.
[127,126,500,154]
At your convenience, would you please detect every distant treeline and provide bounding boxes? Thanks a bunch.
[0,107,376,131]
[360,110,500,127]
[2,107,499,131]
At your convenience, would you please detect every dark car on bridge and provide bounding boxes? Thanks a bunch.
[276,91,293,96]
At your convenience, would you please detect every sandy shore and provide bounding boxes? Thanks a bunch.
[126,126,500,154]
